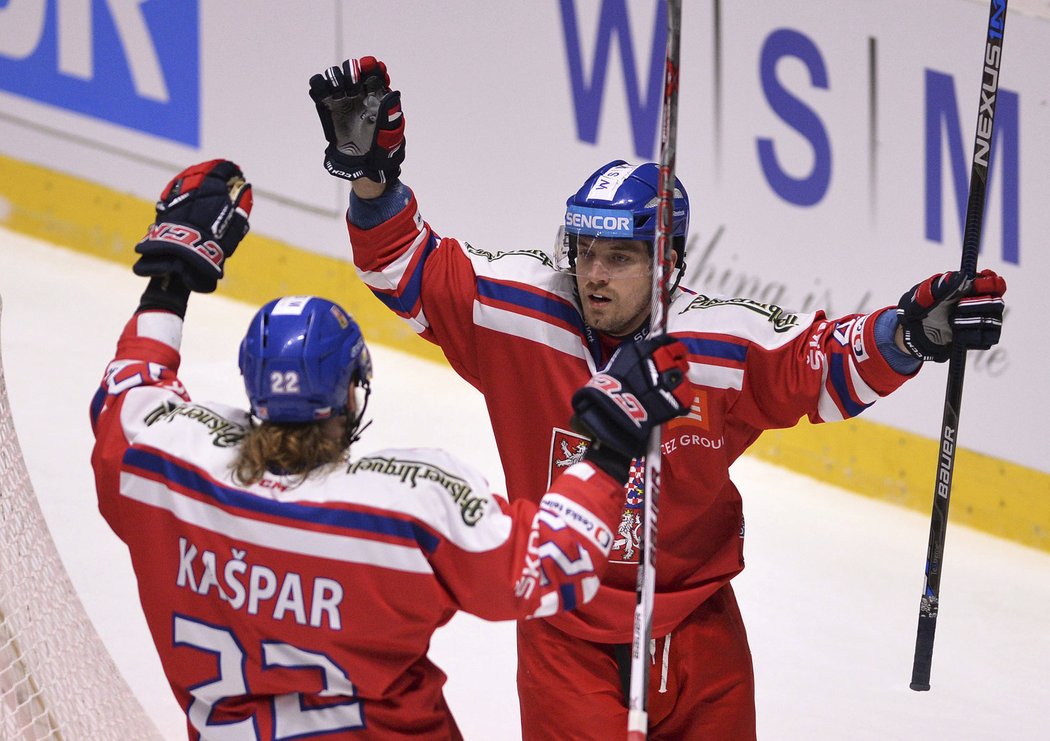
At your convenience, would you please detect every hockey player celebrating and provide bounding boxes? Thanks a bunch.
[308,57,1009,740]
[89,159,692,740]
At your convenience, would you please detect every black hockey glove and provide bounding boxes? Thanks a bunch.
[896,269,1006,362]
[309,56,406,183]
[133,159,253,294]
[571,335,691,480]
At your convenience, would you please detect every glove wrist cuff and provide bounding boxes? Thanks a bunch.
[582,442,632,485]
[138,274,191,318]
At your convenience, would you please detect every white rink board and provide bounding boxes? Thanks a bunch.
[0,0,1042,474]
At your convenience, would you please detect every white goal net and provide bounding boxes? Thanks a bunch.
[0,294,163,740]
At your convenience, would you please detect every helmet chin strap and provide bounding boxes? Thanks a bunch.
[669,258,687,294]
[342,381,373,447]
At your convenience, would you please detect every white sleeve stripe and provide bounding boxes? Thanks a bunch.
[846,355,881,405]
[536,540,595,576]
[356,228,429,292]
[687,362,744,391]
[562,461,597,481]
[530,592,560,619]
[581,575,600,602]
[474,303,588,361]
[135,312,183,350]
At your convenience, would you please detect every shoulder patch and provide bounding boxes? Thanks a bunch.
[548,427,590,487]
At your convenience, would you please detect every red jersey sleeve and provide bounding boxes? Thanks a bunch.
[345,189,486,388]
[428,461,625,621]
[89,310,190,535]
[722,307,914,431]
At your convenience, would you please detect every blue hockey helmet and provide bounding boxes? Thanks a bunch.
[562,160,690,286]
[239,296,372,424]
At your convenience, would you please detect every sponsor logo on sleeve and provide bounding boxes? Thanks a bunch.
[850,315,869,361]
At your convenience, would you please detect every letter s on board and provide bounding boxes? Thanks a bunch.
[756,28,832,207]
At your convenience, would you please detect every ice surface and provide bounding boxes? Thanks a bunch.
[1,228,1046,740]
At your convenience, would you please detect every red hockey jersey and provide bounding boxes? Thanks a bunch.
[89,310,625,740]
[345,187,916,644]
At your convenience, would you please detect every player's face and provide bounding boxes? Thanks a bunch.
[574,237,654,336]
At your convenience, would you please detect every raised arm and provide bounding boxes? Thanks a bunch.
[309,56,490,385]
[89,159,252,533]
[720,269,1006,432]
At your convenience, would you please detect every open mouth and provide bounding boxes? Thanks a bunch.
[587,292,612,305]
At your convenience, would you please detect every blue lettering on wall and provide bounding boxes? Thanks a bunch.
[756,29,832,207]
[558,0,665,159]
[925,69,1019,265]
[0,0,199,146]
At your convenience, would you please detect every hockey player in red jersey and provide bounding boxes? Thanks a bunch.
[89,159,693,740]
[308,58,1008,739]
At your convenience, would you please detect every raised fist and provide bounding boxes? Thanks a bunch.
[133,159,252,293]
[309,56,406,183]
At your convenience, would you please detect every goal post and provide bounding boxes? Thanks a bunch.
[0,293,164,740]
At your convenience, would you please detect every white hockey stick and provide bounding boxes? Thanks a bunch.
[627,1,682,738]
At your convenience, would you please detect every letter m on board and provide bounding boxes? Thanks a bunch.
[558,0,665,159]
[925,69,1019,265]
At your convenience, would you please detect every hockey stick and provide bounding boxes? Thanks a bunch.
[627,1,682,738]
[910,0,1008,692]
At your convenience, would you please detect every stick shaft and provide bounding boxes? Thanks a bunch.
[910,0,1008,692]
[628,1,682,736]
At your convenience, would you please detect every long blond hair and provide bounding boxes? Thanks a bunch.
[232,419,348,487]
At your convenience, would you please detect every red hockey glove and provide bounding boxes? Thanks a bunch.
[896,269,1006,362]
[309,56,406,183]
[133,159,252,294]
[571,335,691,475]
